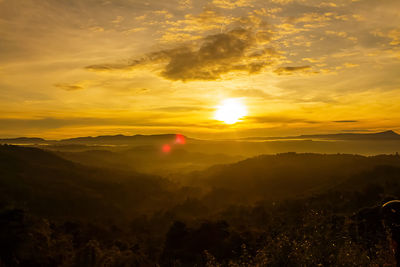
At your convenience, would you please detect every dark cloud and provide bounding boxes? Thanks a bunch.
[152,106,211,112]
[248,115,319,124]
[54,83,84,91]
[274,65,311,75]
[0,118,70,130]
[0,117,204,130]
[86,27,275,81]
[333,120,358,123]
[341,129,373,133]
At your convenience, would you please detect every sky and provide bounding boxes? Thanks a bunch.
[1,0,400,139]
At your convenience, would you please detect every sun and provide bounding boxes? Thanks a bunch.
[215,98,248,124]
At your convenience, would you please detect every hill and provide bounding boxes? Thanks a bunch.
[2,131,400,157]
[185,152,400,207]
[60,134,190,145]
[2,146,400,265]
[56,146,243,175]
[0,145,184,220]
[0,134,194,147]
[0,137,47,144]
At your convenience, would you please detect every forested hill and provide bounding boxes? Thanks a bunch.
[2,145,400,219]
[186,152,400,204]
[2,145,400,266]
[0,145,183,220]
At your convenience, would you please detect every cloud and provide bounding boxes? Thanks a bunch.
[178,0,193,10]
[0,117,202,130]
[152,106,210,112]
[269,0,293,4]
[341,129,373,133]
[248,115,319,124]
[111,15,124,24]
[159,10,236,42]
[0,118,69,130]
[343,63,359,68]
[229,88,271,98]
[212,0,254,9]
[333,120,358,123]
[273,65,311,75]
[86,27,275,81]
[54,83,84,91]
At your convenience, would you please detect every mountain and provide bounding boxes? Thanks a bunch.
[2,131,400,158]
[59,134,192,145]
[298,130,400,140]
[0,134,193,146]
[1,131,399,147]
[0,137,47,144]
[3,144,400,220]
[0,145,183,219]
[186,152,400,207]
[244,130,400,141]
[56,146,243,175]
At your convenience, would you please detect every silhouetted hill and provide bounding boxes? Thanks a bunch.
[187,153,400,206]
[0,137,47,144]
[59,134,192,145]
[2,131,400,156]
[0,134,195,146]
[2,146,400,265]
[1,131,399,148]
[57,146,243,175]
[0,145,182,220]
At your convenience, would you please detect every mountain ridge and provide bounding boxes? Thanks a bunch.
[1,130,400,145]
[242,130,400,141]
[0,133,192,144]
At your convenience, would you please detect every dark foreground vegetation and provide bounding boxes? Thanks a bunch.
[1,144,400,266]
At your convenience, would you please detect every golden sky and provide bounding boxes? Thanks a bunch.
[1,0,400,139]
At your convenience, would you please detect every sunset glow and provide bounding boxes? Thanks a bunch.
[2,1,400,264]
[0,0,400,139]
[215,99,248,124]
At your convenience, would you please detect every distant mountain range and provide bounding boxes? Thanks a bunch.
[1,130,399,146]
[0,134,190,145]
[62,133,180,143]
[0,137,48,144]
[243,130,400,141]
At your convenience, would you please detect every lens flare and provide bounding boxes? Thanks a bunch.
[162,144,171,153]
[175,134,186,144]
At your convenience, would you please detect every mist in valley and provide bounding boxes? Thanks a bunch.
[1,132,400,266]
